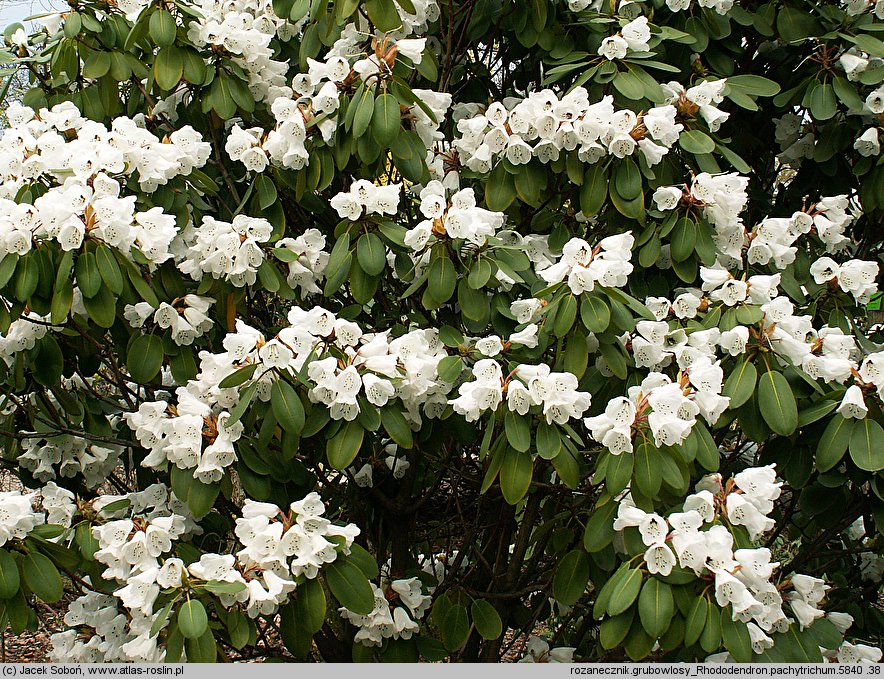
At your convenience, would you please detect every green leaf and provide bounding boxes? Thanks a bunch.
[699,599,722,653]
[127,334,164,384]
[553,549,590,606]
[178,599,208,639]
[721,609,753,662]
[0,255,17,289]
[613,70,644,99]
[583,501,617,553]
[607,567,642,616]
[485,163,517,212]
[551,447,580,489]
[23,551,63,603]
[670,217,697,263]
[471,599,502,640]
[294,577,326,634]
[797,400,838,428]
[849,417,884,472]
[204,580,247,595]
[615,157,641,199]
[809,82,837,121]
[381,406,413,449]
[679,130,716,154]
[227,381,257,427]
[605,451,634,495]
[758,368,798,437]
[352,87,375,139]
[185,628,216,662]
[187,479,219,518]
[504,410,530,452]
[638,578,673,639]
[82,284,117,328]
[279,598,313,659]
[225,609,251,650]
[154,45,184,90]
[581,294,611,333]
[832,77,865,112]
[32,335,63,387]
[325,556,375,615]
[0,549,19,599]
[499,447,532,504]
[347,543,380,580]
[600,609,635,649]
[149,9,176,47]
[468,258,494,289]
[553,294,578,337]
[723,358,757,409]
[437,355,463,383]
[426,255,457,306]
[776,5,821,42]
[271,379,305,436]
[326,420,365,470]
[440,603,470,651]
[372,93,401,147]
[95,245,124,295]
[356,233,386,276]
[218,363,258,389]
[816,415,855,472]
[725,74,781,97]
[684,596,708,646]
[634,438,661,498]
[151,602,174,638]
[366,0,400,31]
[75,251,101,298]
[535,421,560,460]
[580,164,608,216]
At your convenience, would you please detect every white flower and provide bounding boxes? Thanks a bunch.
[644,543,676,575]
[855,127,881,157]
[599,35,629,60]
[837,385,868,419]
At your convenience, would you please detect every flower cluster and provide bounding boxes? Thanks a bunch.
[661,78,730,132]
[652,172,749,267]
[0,102,206,264]
[538,233,634,294]
[125,387,242,483]
[225,125,271,172]
[38,482,77,527]
[449,358,592,424]
[233,494,359,614]
[124,295,215,346]
[340,577,431,646]
[0,312,49,365]
[274,228,330,295]
[404,181,506,251]
[843,0,884,20]
[453,89,682,172]
[19,435,123,489]
[186,0,291,104]
[587,356,728,452]
[175,214,273,287]
[612,466,861,654]
[0,489,44,545]
[810,256,879,304]
[598,16,651,61]
[51,592,166,662]
[518,636,576,663]
[330,180,402,220]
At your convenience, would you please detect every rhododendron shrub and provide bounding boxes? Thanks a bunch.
[0,0,882,663]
